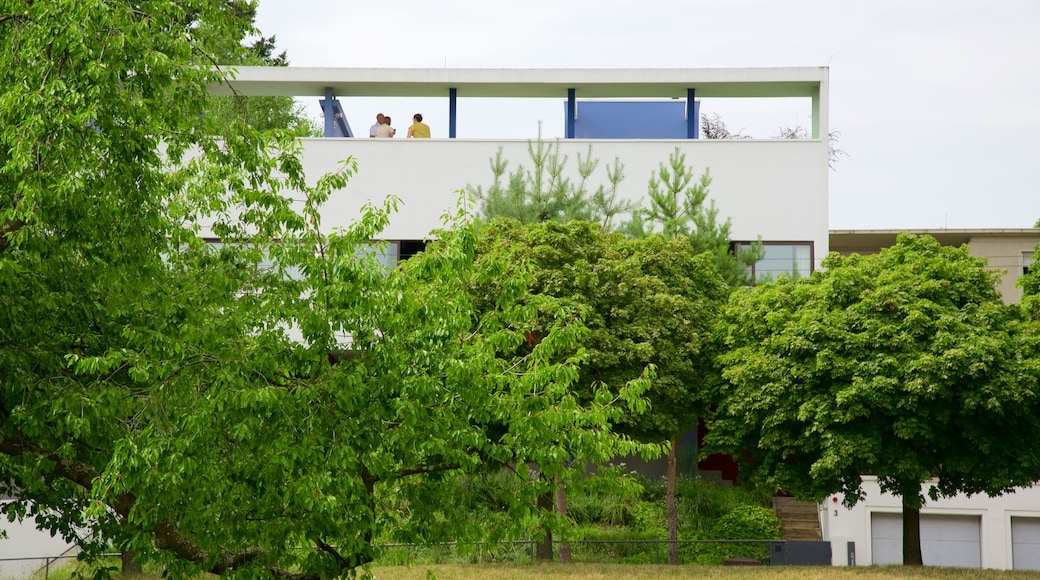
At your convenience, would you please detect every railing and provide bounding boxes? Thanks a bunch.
[376,538,776,566]
[0,553,117,580]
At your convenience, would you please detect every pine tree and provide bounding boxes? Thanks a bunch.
[625,148,763,287]
[469,126,635,228]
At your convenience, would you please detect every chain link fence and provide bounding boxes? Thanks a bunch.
[0,553,107,580]
[376,538,775,566]
[0,540,779,578]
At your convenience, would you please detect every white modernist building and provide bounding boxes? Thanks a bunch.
[0,65,832,573]
[208,66,831,273]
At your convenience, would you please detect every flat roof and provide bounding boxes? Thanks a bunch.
[831,229,1040,251]
[208,66,827,98]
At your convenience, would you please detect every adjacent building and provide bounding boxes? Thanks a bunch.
[831,229,1040,304]
[822,228,1040,569]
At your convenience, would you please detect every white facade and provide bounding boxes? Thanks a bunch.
[209,66,831,270]
[822,477,1040,570]
[287,137,828,264]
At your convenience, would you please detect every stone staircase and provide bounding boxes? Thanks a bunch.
[772,496,822,540]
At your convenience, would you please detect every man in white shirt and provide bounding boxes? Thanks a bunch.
[369,113,385,138]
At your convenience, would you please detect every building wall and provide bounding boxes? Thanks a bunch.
[822,477,1040,569]
[224,137,829,267]
[967,236,1039,304]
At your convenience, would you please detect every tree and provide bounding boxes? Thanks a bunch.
[700,112,750,140]
[1,2,647,577]
[702,111,847,170]
[199,2,319,135]
[706,233,1040,565]
[625,148,763,287]
[471,139,766,564]
[772,124,848,170]
[468,128,635,229]
[470,220,729,564]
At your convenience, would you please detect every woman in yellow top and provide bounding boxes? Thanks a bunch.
[407,113,431,138]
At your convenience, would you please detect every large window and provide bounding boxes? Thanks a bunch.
[1024,251,1034,276]
[734,241,814,284]
[204,240,401,277]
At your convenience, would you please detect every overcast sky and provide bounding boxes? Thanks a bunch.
[252,0,1040,230]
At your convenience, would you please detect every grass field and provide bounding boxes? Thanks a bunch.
[368,563,1040,580]
[33,558,1040,580]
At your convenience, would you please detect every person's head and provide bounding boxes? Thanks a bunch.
[376,113,385,123]
[384,116,391,125]
[413,113,423,123]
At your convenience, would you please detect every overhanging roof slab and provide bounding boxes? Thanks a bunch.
[208,66,827,99]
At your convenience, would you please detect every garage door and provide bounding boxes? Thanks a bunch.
[870,513,981,567]
[1012,517,1040,570]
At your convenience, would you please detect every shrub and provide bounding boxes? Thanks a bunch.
[712,504,782,541]
[682,504,781,564]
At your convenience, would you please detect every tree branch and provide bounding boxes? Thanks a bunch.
[0,13,30,27]
[395,463,460,478]
[0,435,309,577]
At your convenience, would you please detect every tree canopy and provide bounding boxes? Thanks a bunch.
[707,233,1040,564]
[0,2,648,577]
[469,219,729,564]
[471,220,728,443]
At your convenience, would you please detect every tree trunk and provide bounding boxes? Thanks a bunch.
[121,551,142,575]
[901,495,924,566]
[666,437,678,565]
[536,490,554,561]
[554,476,571,563]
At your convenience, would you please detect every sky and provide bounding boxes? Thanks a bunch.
[252,0,1040,230]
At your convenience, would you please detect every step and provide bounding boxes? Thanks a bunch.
[772,496,822,541]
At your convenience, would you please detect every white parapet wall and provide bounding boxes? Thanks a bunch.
[269,137,830,268]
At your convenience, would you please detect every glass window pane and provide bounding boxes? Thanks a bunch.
[737,242,812,282]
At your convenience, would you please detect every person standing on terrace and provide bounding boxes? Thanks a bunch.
[369,113,385,138]
[407,114,431,138]
[375,116,395,138]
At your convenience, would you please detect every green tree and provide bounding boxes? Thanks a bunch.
[471,140,766,564]
[469,130,634,229]
[200,1,319,135]
[707,233,1040,565]
[625,148,762,287]
[471,220,728,564]
[0,2,646,577]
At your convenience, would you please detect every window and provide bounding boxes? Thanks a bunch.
[1025,251,1035,276]
[203,240,401,278]
[734,241,814,284]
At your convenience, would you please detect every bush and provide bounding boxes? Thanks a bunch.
[671,476,773,535]
[682,504,781,565]
[566,465,645,527]
[629,501,666,535]
[712,504,782,540]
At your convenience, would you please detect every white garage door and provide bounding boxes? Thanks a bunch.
[1012,517,1040,570]
[870,513,981,567]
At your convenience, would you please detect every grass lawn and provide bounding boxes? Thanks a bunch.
[368,563,1040,580]
[34,559,1040,580]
